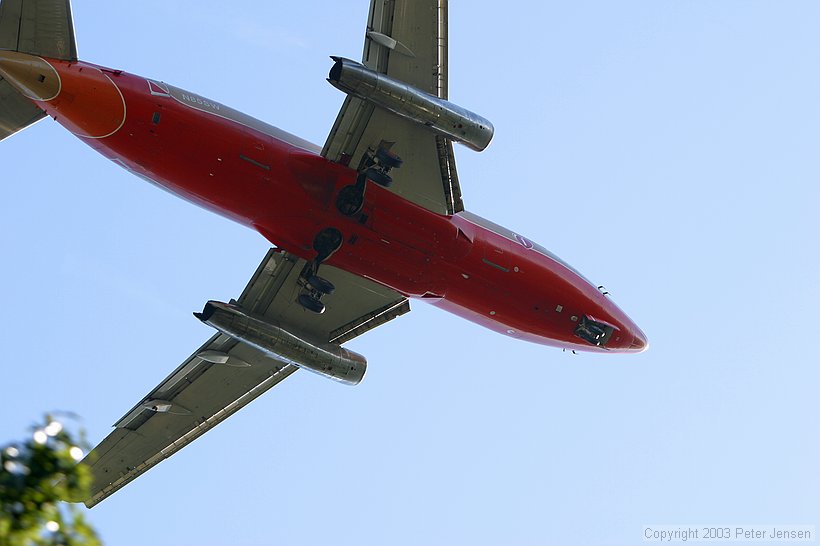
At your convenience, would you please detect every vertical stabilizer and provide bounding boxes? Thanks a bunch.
[0,0,78,61]
[0,0,77,141]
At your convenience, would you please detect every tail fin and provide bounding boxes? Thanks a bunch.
[0,0,77,141]
[0,0,78,61]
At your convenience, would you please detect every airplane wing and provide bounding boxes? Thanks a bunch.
[322,0,464,216]
[81,249,409,507]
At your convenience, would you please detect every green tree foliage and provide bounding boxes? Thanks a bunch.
[0,416,101,546]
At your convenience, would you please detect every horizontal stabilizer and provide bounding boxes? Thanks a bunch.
[0,77,44,141]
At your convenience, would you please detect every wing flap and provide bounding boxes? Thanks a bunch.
[330,298,410,344]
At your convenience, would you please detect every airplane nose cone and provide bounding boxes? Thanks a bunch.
[0,51,61,101]
[604,310,648,353]
[629,328,649,352]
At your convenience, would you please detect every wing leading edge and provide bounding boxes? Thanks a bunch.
[81,249,409,507]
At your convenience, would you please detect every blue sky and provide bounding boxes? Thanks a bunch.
[1,1,818,544]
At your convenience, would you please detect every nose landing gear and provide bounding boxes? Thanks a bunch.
[574,315,616,347]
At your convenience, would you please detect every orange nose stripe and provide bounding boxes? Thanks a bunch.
[46,61,126,139]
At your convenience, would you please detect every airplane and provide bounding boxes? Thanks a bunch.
[0,0,647,507]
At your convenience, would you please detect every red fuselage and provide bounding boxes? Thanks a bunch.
[22,57,647,353]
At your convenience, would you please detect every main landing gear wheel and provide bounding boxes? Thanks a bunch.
[308,275,335,295]
[298,294,325,314]
[365,167,392,188]
[375,147,403,169]
[297,227,343,314]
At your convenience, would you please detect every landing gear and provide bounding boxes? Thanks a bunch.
[309,145,404,312]
[307,275,335,295]
[312,227,343,263]
[297,275,334,314]
[298,294,326,314]
[336,183,365,216]
[375,147,403,169]
[335,146,402,216]
[366,146,401,188]
[297,227,343,314]
[574,316,616,348]
[365,167,392,188]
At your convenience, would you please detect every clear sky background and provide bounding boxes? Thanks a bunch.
[1,1,818,544]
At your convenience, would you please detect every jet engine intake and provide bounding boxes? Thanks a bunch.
[195,300,366,385]
[328,57,494,152]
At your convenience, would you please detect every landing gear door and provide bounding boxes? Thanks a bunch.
[574,315,618,348]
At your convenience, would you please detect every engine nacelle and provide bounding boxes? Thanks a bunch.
[328,57,494,152]
[195,300,366,385]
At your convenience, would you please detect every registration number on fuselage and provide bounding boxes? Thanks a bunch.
[179,93,221,112]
